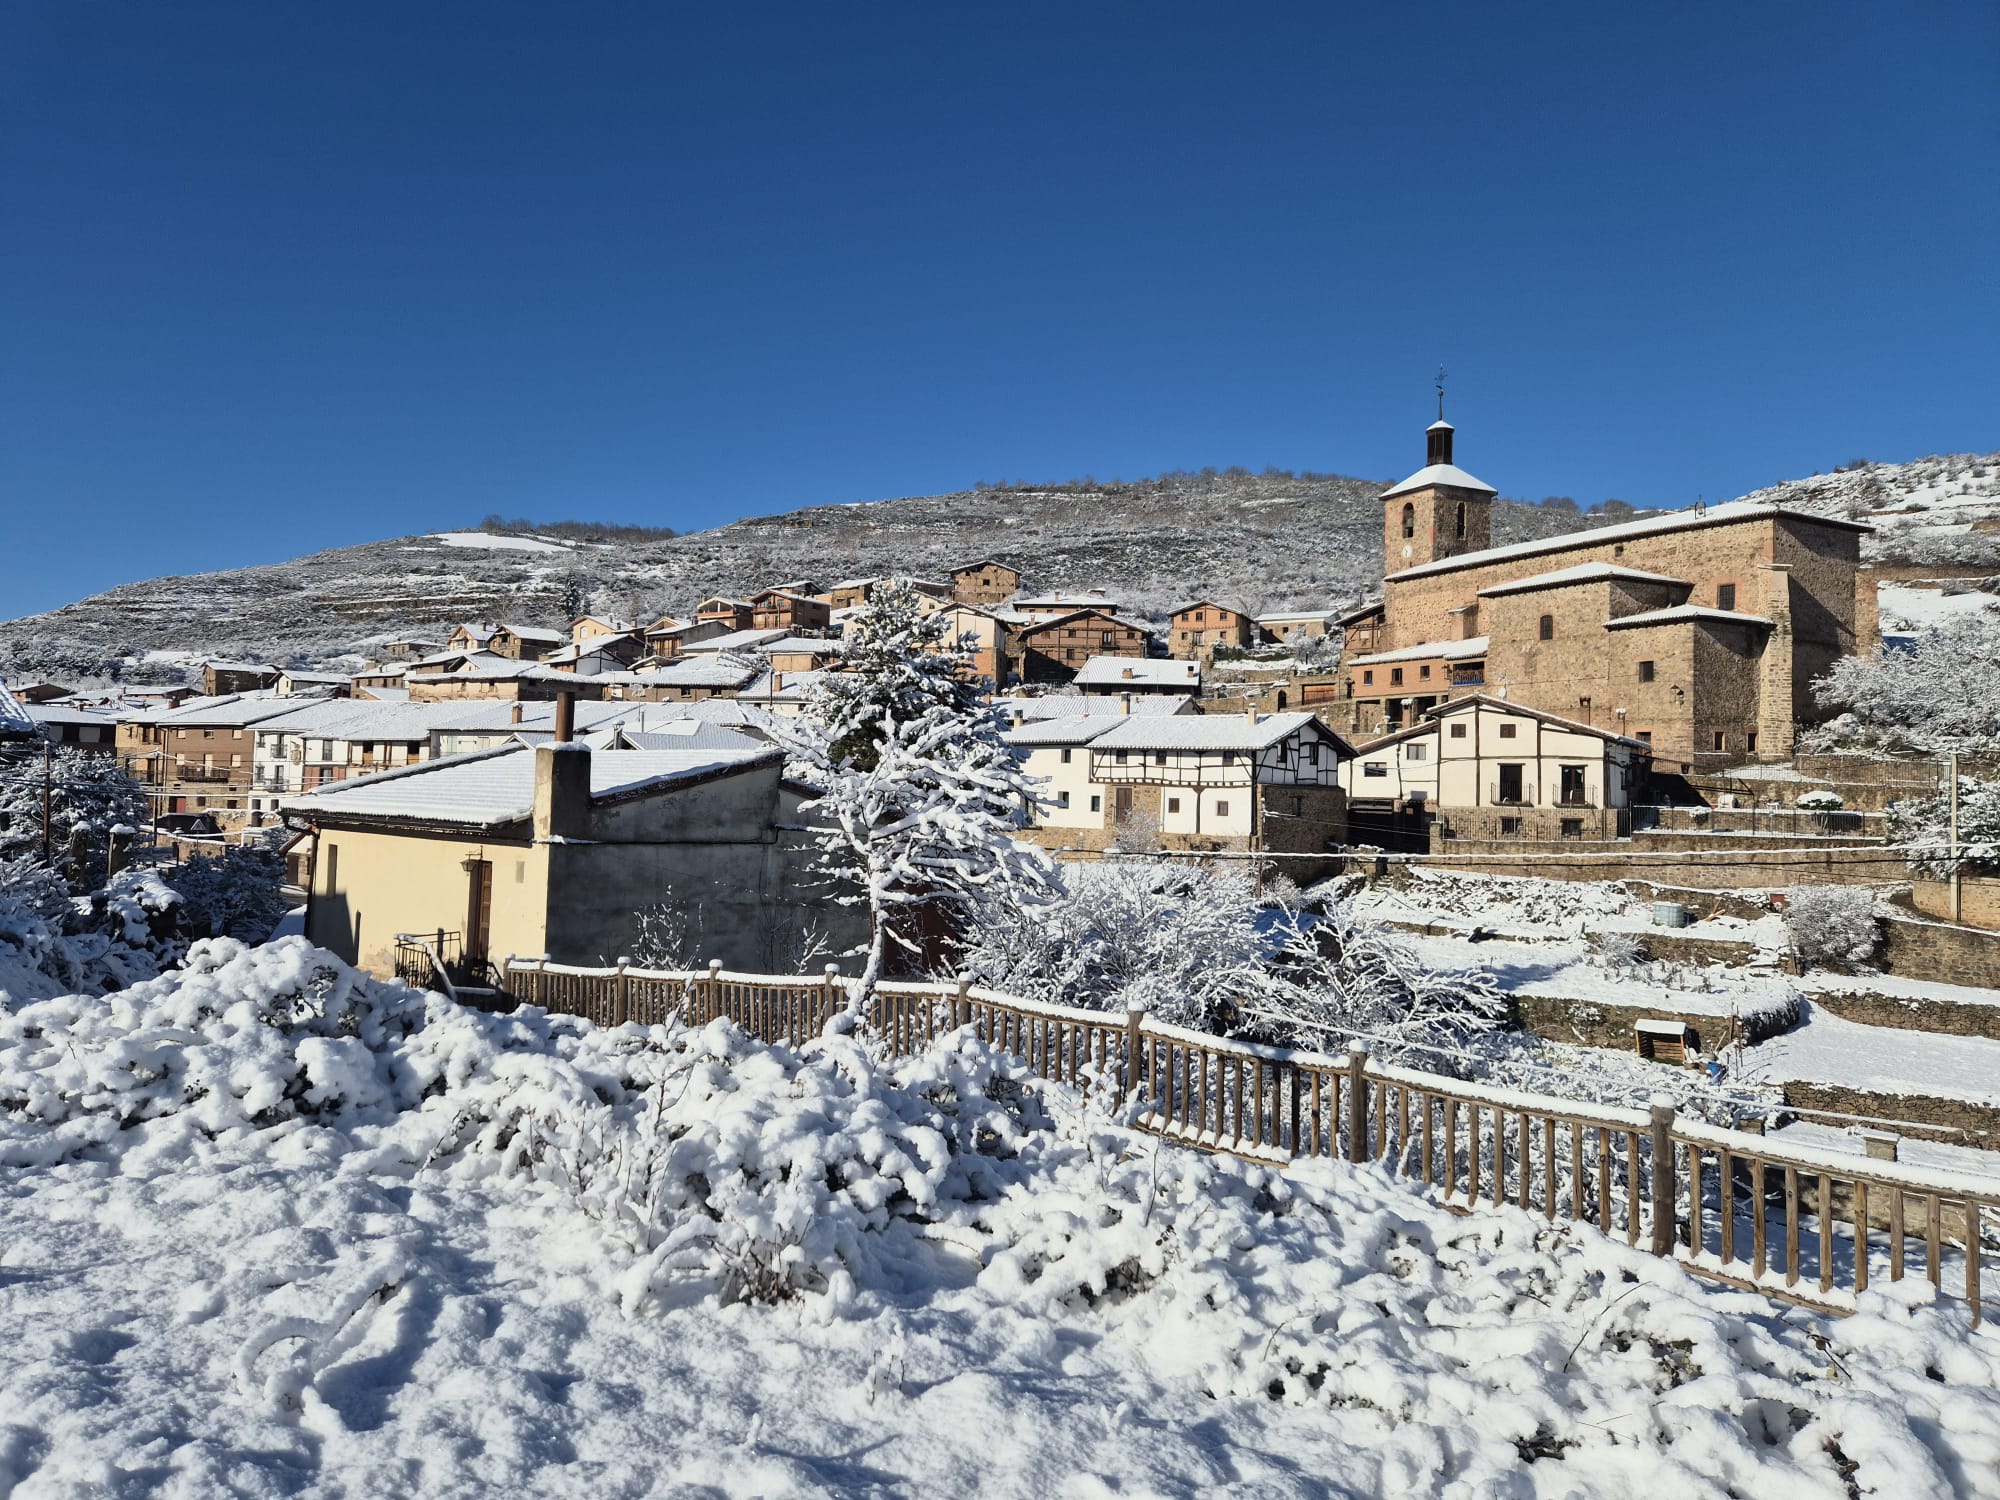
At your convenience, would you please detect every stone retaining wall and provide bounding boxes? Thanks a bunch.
[1806,987,2000,1041]
[1879,913,2000,989]
[1411,838,1907,889]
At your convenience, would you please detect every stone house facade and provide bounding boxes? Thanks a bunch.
[1168,600,1256,658]
[950,560,1022,606]
[750,590,833,633]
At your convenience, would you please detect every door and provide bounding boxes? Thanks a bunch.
[1113,786,1135,822]
[464,859,492,967]
[1497,763,1524,805]
[1559,765,1587,807]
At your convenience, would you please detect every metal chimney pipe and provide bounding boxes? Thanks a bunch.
[553,691,575,744]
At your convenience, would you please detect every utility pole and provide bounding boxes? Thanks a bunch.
[41,743,52,863]
[1949,751,1962,924]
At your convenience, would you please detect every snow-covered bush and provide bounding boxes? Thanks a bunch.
[165,844,289,940]
[1889,776,2000,879]
[1782,886,1880,968]
[1795,789,1845,812]
[0,856,182,1001]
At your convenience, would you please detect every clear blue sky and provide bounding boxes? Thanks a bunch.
[3,2,1995,616]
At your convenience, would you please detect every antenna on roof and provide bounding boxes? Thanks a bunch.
[1435,366,1447,421]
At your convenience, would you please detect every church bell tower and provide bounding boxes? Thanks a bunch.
[1382,385,1496,573]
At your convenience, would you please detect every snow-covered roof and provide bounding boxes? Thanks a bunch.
[424,701,640,734]
[355,687,410,703]
[752,589,821,607]
[497,623,565,643]
[1381,463,1497,500]
[284,744,782,830]
[26,704,118,728]
[1256,610,1338,625]
[758,636,844,655]
[1348,636,1490,667]
[599,723,769,753]
[254,699,466,743]
[636,657,764,688]
[1072,657,1202,688]
[1722,763,1830,784]
[1604,606,1774,630]
[1088,712,1347,755]
[996,695,1196,722]
[1474,562,1690,597]
[0,683,34,737]
[698,597,755,611]
[278,670,352,685]
[1016,608,1154,636]
[737,670,826,701]
[1169,598,1253,619]
[1010,592,1124,612]
[1386,500,1872,582]
[1004,718,1116,748]
[203,659,278,675]
[681,628,790,654]
[157,695,302,728]
[1428,694,1652,748]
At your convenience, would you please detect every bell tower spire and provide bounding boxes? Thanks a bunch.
[1427,366,1454,467]
[1383,381,1495,572]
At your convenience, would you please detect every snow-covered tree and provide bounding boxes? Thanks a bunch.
[1813,615,2000,752]
[1780,886,1879,969]
[0,748,148,888]
[778,584,1058,999]
[964,861,1272,1032]
[1888,776,2000,878]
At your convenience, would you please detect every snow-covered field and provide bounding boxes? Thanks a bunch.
[426,531,576,554]
[5,938,1999,1496]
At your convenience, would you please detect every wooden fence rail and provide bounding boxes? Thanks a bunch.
[502,958,1995,1326]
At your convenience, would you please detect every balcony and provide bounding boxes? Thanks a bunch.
[174,764,233,783]
[1488,782,1535,807]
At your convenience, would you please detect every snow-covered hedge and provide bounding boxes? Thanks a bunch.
[1891,777,2000,879]
[1782,886,1881,968]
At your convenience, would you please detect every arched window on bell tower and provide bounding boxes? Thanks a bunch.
[1400,503,1415,539]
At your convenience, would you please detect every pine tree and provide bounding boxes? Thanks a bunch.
[0,747,148,888]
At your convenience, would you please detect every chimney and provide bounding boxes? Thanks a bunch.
[509,702,523,726]
[1119,692,1132,716]
[533,739,591,841]
[1245,706,1259,724]
[553,690,575,744]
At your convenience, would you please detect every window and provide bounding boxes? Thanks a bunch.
[1712,731,1726,751]
[1405,743,1427,762]
[1362,762,1388,777]
[1560,819,1583,840]
[1400,503,1415,539]
[1538,614,1555,641]
[1221,751,1236,765]
[1637,731,1653,745]
[1363,670,1374,685]
[1746,730,1758,754]
[1498,722,1518,739]
[1578,697,1591,716]
[1089,794,1101,812]
[1390,667,1404,686]
[1167,796,1181,814]
[1637,660,1655,683]
[1449,723,1467,739]
[1114,750,1129,764]
[1499,816,1522,836]
[1717,583,1737,611]
[1153,751,1167,765]
[1057,790,1071,808]
[1101,631,1115,649]
[1454,501,1466,539]
[1420,664,1431,680]
[1306,742,1320,764]
[1215,800,1230,817]
[1060,748,1072,764]
[1195,610,1206,622]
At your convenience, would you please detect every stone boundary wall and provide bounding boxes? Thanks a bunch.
[1376,916,1764,971]
[1910,876,2000,932]
[1879,913,2000,989]
[1409,839,1907,889]
[1807,987,2000,1041]
[1512,992,1799,1051]
[1782,1081,2000,1152]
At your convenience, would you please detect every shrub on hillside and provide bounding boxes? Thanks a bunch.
[1781,886,1879,968]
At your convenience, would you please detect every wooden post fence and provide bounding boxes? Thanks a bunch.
[486,957,1996,1328]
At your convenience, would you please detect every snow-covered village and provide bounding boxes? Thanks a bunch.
[4,7,1998,1498]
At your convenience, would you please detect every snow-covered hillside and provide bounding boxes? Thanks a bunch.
[3,938,1995,1496]
[3,452,1993,684]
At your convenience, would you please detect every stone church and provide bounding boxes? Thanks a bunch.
[1333,415,1875,772]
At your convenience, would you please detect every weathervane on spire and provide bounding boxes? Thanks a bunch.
[1435,365,1447,421]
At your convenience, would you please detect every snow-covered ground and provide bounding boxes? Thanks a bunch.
[426,531,575,554]
[1878,582,2000,635]
[1743,1004,2000,1107]
[5,939,1999,1496]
